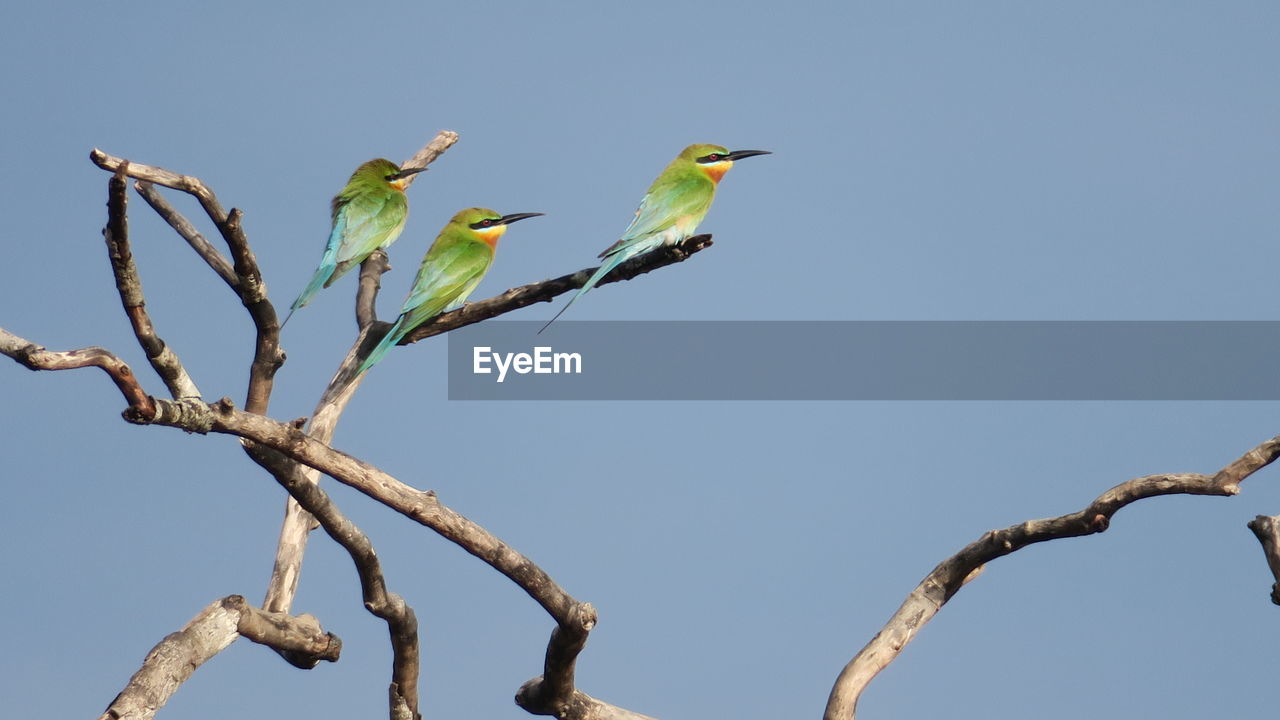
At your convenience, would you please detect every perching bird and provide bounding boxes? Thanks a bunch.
[281,158,428,327]
[538,143,770,333]
[356,208,544,375]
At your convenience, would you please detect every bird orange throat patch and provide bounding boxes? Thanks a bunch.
[700,160,733,184]
[475,225,507,247]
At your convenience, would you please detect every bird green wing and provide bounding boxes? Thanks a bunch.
[335,190,410,266]
[397,240,495,330]
[599,171,714,258]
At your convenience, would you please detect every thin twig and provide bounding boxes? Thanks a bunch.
[90,148,228,223]
[103,164,201,400]
[218,207,284,414]
[823,435,1280,720]
[398,130,459,187]
[0,328,154,417]
[134,180,239,289]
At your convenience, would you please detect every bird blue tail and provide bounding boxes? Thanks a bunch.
[537,256,624,334]
[281,263,335,329]
[356,315,406,376]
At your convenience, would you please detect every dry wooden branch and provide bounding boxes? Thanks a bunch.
[96,595,338,720]
[134,180,240,289]
[398,130,459,186]
[88,149,424,717]
[103,165,201,400]
[1247,514,1280,604]
[135,396,649,717]
[249,443,422,718]
[91,148,284,412]
[357,249,392,330]
[823,435,1280,720]
[90,148,229,224]
[207,205,281,413]
[401,234,714,345]
[0,328,154,417]
[138,396,582,619]
[515,602,621,718]
[516,687,660,720]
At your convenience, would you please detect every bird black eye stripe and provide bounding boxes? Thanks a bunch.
[469,218,498,229]
[697,153,723,163]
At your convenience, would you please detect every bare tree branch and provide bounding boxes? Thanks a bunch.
[140,396,582,619]
[90,148,229,225]
[258,332,375,614]
[219,206,284,414]
[823,435,1280,720]
[398,130,459,185]
[97,595,338,720]
[357,250,393,330]
[103,164,201,400]
[516,689,661,720]
[249,443,422,718]
[91,149,284,413]
[134,181,239,289]
[401,234,715,345]
[1247,514,1280,605]
[515,602,623,719]
[111,392,647,717]
[132,395,654,717]
[0,328,154,417]
[3,326,418,717]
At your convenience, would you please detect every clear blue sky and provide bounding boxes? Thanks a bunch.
[3,2,1279,718]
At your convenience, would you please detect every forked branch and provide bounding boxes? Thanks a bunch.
[96,595,338,720]
[249,443,422,718]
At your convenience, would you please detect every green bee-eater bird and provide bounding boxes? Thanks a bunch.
[356,208,544,375]
[538,143,770,333]
[281,158,428,328]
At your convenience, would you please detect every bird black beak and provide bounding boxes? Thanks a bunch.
[387,166,429,181]
[725,149,772,161]
[496,212,545,225]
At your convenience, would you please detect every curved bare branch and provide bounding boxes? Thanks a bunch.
[824,435,1280,720]
[1,328,154,417]
[144,396,581,620]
